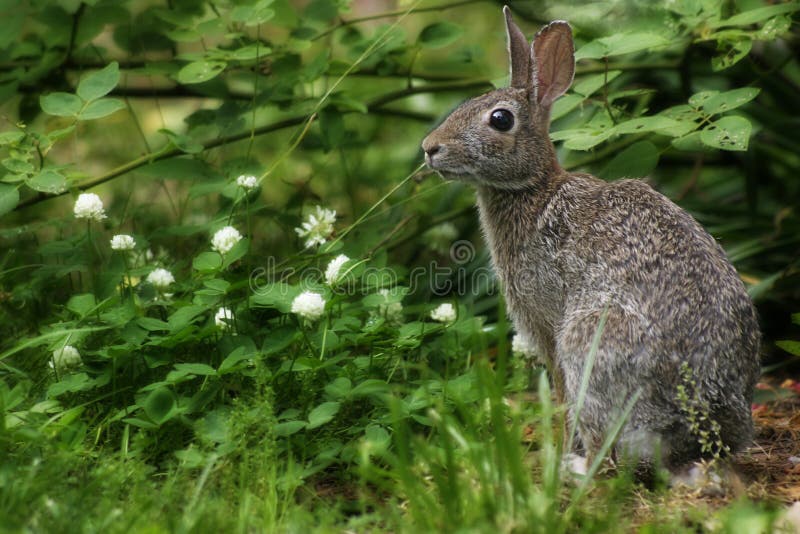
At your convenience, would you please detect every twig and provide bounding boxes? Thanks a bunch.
[312,0,484,41]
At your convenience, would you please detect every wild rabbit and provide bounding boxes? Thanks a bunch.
[421,7,760,476]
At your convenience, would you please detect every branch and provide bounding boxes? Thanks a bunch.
[312,0,485,41]
[15,81,475,211]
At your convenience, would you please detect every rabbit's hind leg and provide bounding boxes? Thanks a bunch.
[556,304,654,469]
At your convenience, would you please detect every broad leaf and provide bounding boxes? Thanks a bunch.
[307,401,340,429]
[0,183,19,216]
[700,116,752,151]
[417,22,463,49]
[27,169,67,194]
[77,62,120,101]
[600,141,659,180]
[193,252,223,272]
[611,116,680,135]
[40,92,82,117]
[575,33,669,60]
[701,87,760,115]
[143,387,178,425]
[78,98,126,120]
[711,3,800,28]
[176,60,227,84]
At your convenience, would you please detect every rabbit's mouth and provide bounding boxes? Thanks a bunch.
[425,159,477,181]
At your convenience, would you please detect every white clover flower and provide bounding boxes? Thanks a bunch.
[52,345,81,371]
[147,268,175,289]
[324,254,350,285]
[211,226,243,255]
[215,307,233,329]
[73,193,106,221]
[295,206,336,248]
[512,333,539,362]
[430,303,456,323]
[236,174,258,189]
[424,222,459,254]
[378,288,403,324]
[110,234,135,251]
[291,291,326,321]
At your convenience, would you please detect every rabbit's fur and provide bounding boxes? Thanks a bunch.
[421,7,760,472]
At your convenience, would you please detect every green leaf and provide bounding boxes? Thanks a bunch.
[48,373,92,397]
[701,88,760,115]
[600,141,659,180]
[711,38,752,71]
[550,128,614,150]
[307,401,340,429]
[700,116,752,151]
[78,98,126,120]
[0,183,19,216]
[66,293,97,318]
[711,3,800,28]
[324,377,352,400]
[572,71,622,97]
[176,60,227,84]
[137,317,170,331]
[304,0,339,21]
[775,340,800,356]
[27,169,67,194]
[658,105,702,137]
[350,379,389,397]
[230,43,272,61]
[417,22,463,49]
[77,62,120,101]
[671,131,704,152]
[173,363,217,376]
[0,131,24,145]
[274,420,307,436]
[142,387,178,425]
[193,252,223,272]
[250,283,300,313]
[218,346,255,375]
[575,33,669,60]
[2,158,33,175]
[688,91,718,108]
[40,92,83,117]
[231,1,276,25]
[221,238,249,269]
[611,116,680,135]
[167,305,207,332]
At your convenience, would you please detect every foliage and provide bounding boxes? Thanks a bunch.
[0,0,799,530]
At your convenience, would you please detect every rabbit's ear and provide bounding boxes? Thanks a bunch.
[503,6,531,89]
[531,21,574,108]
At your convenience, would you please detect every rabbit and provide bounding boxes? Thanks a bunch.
[421,6,760,477]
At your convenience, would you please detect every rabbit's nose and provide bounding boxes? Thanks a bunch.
[424,144,441,157]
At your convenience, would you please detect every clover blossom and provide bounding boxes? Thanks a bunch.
[291,291,326,321]
[211,226,242,255]
[295,206,336,248]
[430,303,456,323]
[110,234,135,251]
[324,254,350,286]
[147,268,175,289]
[73,193,106,221]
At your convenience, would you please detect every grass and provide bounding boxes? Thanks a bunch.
[2,356,796,532]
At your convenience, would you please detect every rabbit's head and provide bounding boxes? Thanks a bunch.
[422,7,575,190]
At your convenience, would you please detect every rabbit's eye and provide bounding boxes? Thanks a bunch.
[489,109,514,131]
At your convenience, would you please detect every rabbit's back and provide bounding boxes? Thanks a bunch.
[485,174,760,466]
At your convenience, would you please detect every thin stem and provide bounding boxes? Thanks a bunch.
[312,0,485,41]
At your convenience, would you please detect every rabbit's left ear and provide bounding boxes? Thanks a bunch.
[504,6,531,89]
[531,21,574,108]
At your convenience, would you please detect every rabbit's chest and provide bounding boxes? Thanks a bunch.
[498,237,565,326]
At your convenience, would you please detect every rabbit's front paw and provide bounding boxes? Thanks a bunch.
[561,452,588,479]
